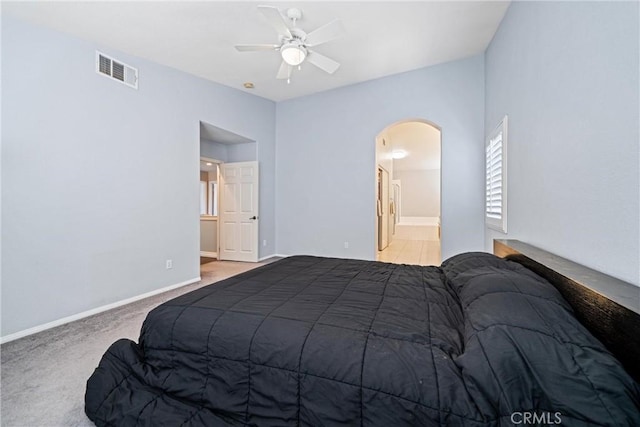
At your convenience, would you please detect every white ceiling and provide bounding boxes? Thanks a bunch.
[200,159,219,172]
[3,1,510,102]
[387,122,441,171]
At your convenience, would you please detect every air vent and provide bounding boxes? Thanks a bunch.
[96,51,138,89]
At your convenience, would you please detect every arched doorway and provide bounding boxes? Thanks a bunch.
[374,120,442,265]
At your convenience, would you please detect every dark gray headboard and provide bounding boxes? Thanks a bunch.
[494,239,640,383]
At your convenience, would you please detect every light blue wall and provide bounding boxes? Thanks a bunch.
[7,1,635,340]
[275,56,486,260]
[1,16,276,336]
[200,140,229,162]
[200,140,257,163]
[228,142,257,163]
[485,1,639,285]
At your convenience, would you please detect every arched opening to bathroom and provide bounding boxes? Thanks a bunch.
[374,120,441,265]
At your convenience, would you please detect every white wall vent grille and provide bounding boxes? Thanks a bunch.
[96,51,138,89]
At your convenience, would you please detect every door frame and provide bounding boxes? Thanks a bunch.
[374,119,443,262]
[200,156,222,260]
[377,166,390,251]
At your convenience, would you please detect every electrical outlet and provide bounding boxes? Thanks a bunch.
[344,242,349,249]
[166,259,173,269]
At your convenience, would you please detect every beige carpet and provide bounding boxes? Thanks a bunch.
[0,259,277,427]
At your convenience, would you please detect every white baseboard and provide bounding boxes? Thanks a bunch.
[200,251,218,258]
[399,216,440,226]
[0,276,201,344]
[261,253,289,261]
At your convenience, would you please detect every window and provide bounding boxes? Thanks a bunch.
[200,181,218,216]
[208,181,218,216]
[486,116,507,233]
[200,181,208,215]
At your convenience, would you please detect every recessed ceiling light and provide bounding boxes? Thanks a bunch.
[206,162,213,166]
[243,82,255,89]
[392,150,407,159]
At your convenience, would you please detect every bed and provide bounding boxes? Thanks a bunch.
[85,242,640,426]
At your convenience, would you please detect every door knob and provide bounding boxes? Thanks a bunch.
[249,216,257,220]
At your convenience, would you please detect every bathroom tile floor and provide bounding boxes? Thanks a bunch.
[376,239,441,266]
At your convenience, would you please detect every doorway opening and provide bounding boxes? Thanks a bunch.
[200,157,221,265]
[199,121,259,274]
[374,120,442,265]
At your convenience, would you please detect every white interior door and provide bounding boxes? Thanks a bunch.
[219,161,259,262]
[391,180,401,235]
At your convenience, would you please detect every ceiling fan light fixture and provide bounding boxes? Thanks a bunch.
[281,43,306,66]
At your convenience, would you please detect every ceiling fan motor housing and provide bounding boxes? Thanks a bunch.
[280,28,308,66]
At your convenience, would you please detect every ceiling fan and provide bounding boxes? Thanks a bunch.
[235,6,345,83]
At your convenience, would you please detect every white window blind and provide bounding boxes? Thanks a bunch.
[485,116,507,232]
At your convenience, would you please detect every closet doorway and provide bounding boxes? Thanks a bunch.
[374,120,442,266]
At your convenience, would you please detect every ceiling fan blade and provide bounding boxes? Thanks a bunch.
[235,44,279,52]
[276,61,292,80]
[307,51,340,74]
[258,5,292,39]
[305,20,345,47]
